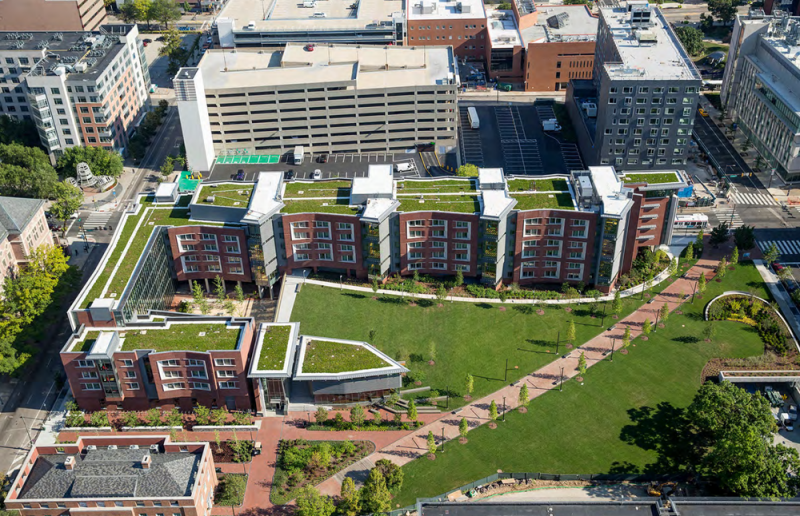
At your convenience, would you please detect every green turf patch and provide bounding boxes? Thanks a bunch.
[397,195,480,214]
[302,339,389,373]
[392,262,770,506]
[196,185,253,207]
[120,323,242,352]
[507,178,569,193]
[397,180,477,195]
[257,325,294,371]
[622,173,680,185]
[281,198,361,215]
[75,331,101,352]
[283,181,352,198]
[291,284,650,408]
[510,192,575,211]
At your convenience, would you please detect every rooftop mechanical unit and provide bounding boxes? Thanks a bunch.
[547,12,570,29]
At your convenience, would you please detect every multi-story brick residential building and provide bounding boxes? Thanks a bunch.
[0,196,55,283]
[175,43,458,172]
[61,316,256,411]
[721,11,800,182]
[566,1,702,170]
[5,436,216,516]
[0,25,150,161]
[0,0,106,32]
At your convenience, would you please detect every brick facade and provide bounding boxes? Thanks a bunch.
[168,226,252,283]
[280,213,366,278]
[397,212,479,277]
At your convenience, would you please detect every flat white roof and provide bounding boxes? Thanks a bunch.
[478,167,504,187]
[481,189,516,219]
[244,171,285,222]
[588,166,631,217]
[218,0,403,31]
[485,8,522,49]
[407,0,486,20]
[351,164,394,197]
[198,43,455,90]
[520,5,598,46]
[362,198,399,221]
[155,182,178,198]
[89,332,115,356]
[599,4,700,81]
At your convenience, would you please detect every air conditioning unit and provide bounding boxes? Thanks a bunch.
[150,444,160,452]
[108,445,118,450]
[129,445,139,450]
[86,445,97,451]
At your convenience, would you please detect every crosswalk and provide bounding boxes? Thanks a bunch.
[757,240,800,258]
[712,207,744,229]
[82,212,113,230]
[731,192,778,206]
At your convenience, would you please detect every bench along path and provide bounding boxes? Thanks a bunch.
[316,240,727,497]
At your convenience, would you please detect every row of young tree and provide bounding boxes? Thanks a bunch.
[117,0,184,29]
[0,245,72,374]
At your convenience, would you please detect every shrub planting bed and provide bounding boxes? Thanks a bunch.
[214,474,247,506]
[210,440,255,463]
[707,294,794,355]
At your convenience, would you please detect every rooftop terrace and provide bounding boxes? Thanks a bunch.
[119,322,244,353]
[18,448,202,500]
[196,184,254,207]
[301,339,391,374]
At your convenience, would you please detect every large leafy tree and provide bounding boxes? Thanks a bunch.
[457,163,479,177]
[0,143,58,198]
[733,224,755,251]
[0,116,41,148]
[295,486,334,516]
[337,477,361,516]
[50,182,84,233]
[674,26,704,56]
[57,146,124,178]
[360,468,392,514]
[763,242,780,267]
[149,0,182,28]
[159,29,191,76]
[709,221,729,246]
[708,0,738,24]
[686,381,800,497]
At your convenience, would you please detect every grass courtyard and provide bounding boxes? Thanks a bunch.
[291,284,652,407]
[392,262,769,506]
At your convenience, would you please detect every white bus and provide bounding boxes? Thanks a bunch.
[673,213,709,230]
[467,107,479,129]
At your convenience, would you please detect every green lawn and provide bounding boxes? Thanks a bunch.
[397,180,477,195]
[284,181,352,198]
[257,324,294,371]
[507,178,569,193]
[393,262,769,506]
[302,339,389,373]
[511,192,575,211]
[622,173,681,185]
[120,323,242,352]
[196,185,253,207]
[397,195,481,214]
[693,41,729,63]
[291,284,650,408]
[281,198,361,215]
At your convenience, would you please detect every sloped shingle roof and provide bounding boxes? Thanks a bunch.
[0,196,45,235]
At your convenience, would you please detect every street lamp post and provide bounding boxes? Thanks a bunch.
[502,396,506,422]
[339,275,343,291]
[504,358,508,382]
[610,338,616,362]
[441,427,445,452]
[555,331,560,355]
[559,367,564,392]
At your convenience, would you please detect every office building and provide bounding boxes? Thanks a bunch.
[214,0,405,48]
[763,0,800,16]
[60,316,256,411]
[518,4,597,92]
[0,25,151,161]
[5,436,217,516]
[175,43,458,172]
[0,196,55,283]
[721,11,800,181]
[566,1,702,170]
[0,0,106,32]
[405,0,488,60]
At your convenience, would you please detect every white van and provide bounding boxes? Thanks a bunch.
[311,12,326,17]
[246,20,256,30]
[303,0,316,7]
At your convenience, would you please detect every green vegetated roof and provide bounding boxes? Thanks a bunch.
[197,184,253,207]
[284,181,352,198]
[397,194,480,214]
[281,198,362,215]
[257,325,294,371]
[302,339,389,374]
[397,179,476,195]
[80,201,225,308]
[120,323,242,352]
[507,178,569,193]
[511,192,575,211]
[75,331,101,352]
[622,172,680,185]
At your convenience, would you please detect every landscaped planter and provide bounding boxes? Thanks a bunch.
[121,426,183,431]
[193,424,259,432]
[62,427,113,432]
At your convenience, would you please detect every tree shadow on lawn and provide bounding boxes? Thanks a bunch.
[474,303,495,310]
[619,402,701,475]
[673,335,701,344]
[342,292,366,300]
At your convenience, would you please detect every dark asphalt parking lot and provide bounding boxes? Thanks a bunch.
[208,152,424,182]
[459,101,571,176]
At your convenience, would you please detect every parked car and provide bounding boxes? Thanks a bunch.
[143,38,152,43]
[698,108,708,117]
[773,262,785,273]
[317,154,328,163]
[235,169,245,181]
[789,405,798,421]
[312,169,322,180]
[285,170,295,180]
